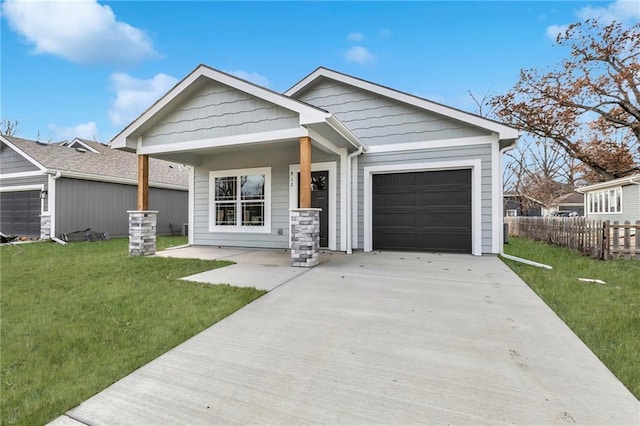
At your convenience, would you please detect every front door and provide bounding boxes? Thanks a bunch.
[298,171,329,248]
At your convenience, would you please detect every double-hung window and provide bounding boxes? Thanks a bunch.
[209,167,271,232]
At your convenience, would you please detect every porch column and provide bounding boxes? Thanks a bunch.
[129,154,156,256]
[299,136,312,208]
[137,154,149,210]
[291,136,320,267]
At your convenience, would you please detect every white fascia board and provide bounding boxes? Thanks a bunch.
[46,169,187,191]
[0,170,44,179]
[325,114,367,151]
[139,128,308,156]
[366,135,497,153]
[577,174,640,193]
[286,68,519,140]
[0,136,46,171]
[111,65,327,150]
[0,184,44,192]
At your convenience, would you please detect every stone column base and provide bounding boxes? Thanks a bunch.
[40,213,51,240]
[128,210,158,256]
[290,208,321,268]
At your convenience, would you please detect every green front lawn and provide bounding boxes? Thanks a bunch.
[502,237,640,399]
[1,237,265,425]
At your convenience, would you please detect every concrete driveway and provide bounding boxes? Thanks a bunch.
[53,251,638,425]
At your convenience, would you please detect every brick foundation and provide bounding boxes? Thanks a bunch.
[290,208,321,268]
[128,210,157,256]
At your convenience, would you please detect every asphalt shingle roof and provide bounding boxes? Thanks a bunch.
[3,136,187,188]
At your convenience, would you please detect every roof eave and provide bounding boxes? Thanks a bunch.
[325,114,367,151]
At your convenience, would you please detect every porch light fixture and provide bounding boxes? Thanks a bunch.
[40,190,48,200]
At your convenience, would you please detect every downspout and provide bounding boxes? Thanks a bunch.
[498,141,552,270]
[48,171,62,239]
[346,146,364,254]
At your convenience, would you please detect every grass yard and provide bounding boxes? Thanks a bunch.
[0,237,265,425]
[502,237,640,399]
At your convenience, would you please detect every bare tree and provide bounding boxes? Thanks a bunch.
[491,19,640,181]
[0,119,20,136]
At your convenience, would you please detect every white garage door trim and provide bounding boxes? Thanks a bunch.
[364,159,482,256]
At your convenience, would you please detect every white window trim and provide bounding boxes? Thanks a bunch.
[587,187,623,215]
[0,184,46,217]
[363,159,482,256]
[288,162,337,250]
[506,209,518,217]
[208,167,271,233]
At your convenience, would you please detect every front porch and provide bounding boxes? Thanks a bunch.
[112,66,365,266]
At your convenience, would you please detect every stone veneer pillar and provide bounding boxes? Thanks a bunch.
[128,210,158,256]
[40,213,51,240]
[290,208,321,268]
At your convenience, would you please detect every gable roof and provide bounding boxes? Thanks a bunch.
[1,135,187,189]
[285,67,520,142]
[551,192,584,205]
[577,174,640,193]
[111,64,363,151]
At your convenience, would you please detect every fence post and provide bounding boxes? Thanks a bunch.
[602,221,610,260]
[636,220,640,261]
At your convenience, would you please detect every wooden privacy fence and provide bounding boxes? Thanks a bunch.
[504,217,640,260]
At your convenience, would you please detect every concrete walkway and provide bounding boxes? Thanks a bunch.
[52,251,638,425]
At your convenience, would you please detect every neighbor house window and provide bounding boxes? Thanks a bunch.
[587,187,622,214]
[506,209,517,217]
[209,167,271,232]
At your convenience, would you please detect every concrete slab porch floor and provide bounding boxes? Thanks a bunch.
[52,251,639,425]
[154,245,342,291]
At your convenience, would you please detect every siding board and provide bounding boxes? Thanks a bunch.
[297,80,491,146]
[1,142,39,174]
[55,178,187,237]
[143,81,300,146]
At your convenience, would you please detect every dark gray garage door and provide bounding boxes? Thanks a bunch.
[0,191,41,237]
[373,169,471,253]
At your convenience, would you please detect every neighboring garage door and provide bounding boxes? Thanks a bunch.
[0,191,41,236]
[373,169,472,253]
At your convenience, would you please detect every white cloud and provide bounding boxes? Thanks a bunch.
[1,0,158,65]
[577,0,640,22]
[48,121,99,141]
[226,70,270,87]
[546,24,569,40]
[347,32,364,42]
[108,72,178,127]
[345,46,375,65]
[546,0,639,40]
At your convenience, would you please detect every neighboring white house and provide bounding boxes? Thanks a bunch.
[576,174,640,222]
[111,65,519,255]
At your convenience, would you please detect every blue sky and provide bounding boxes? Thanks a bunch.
[1,0,639,142]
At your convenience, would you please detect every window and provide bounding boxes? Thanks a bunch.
[506,209,517,217]
[587,187,622,214]
[209,167,271,232]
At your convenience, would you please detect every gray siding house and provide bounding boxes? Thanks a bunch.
[111,65,519,255]
[0,136,188,239]
[577,174,640,223]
